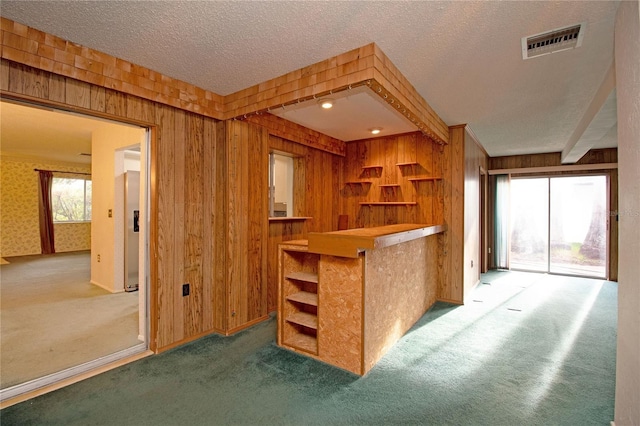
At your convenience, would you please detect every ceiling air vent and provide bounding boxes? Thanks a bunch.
[522,23,585,60]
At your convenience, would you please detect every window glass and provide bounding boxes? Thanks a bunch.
[52,177,92,222]
[269,152,294,217]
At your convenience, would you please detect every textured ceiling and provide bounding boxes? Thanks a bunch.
[0,1,619,158]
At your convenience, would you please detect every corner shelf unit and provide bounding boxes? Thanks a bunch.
[280,246,320,355]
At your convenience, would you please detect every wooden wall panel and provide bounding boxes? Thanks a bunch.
[436,125,489,304]
[343,132,443,229]
[2,59,223,351]
[463,128,489,299]
[225,120,269,331]
[265,135,344,312]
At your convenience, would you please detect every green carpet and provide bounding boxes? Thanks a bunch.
[1,271,616,425]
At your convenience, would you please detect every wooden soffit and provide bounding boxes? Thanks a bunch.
[224,43,449,145]
[1,18,449,148]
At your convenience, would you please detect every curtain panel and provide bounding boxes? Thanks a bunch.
[37,170,56,254]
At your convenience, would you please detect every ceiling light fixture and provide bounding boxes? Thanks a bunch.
[370,127,382,135]
[318,98,334,109]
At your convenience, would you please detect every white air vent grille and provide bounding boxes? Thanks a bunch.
[522,23,585,60]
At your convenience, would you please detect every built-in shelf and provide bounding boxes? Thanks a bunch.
[396,162,419,167]
[359,202,417,206]
[345,181,372,186]
[407,177,442,182]
[269,216,313,221]
[360,165,383,179]
[378,184,401,188]
[286,291,318,306]
[286,312,318,329]
[283,333,317,353]
[285,271,319,284]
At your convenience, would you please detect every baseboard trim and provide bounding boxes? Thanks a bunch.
[225,315,270,336]
[0,345,151,408]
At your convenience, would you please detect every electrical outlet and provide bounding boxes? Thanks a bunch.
[108,209,112,218]
[471,260,474,268]
[182,283,190,297]
[97,254,101,262]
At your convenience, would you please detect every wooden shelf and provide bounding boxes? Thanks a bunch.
[378,184,400,188]
[345,181,372,186]
[396,162,419,167]
[286,312,318,329]
[285,271,318,283]
[286,291,318,306]
[283,333,317,353]
[361,165,383,170]
[408,177,442,182]
[269,216,313,221]
[359,202,417,206]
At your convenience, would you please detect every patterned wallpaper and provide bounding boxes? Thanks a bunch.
[0,156,91,257]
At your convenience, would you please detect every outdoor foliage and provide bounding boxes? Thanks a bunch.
[51,178,92,222]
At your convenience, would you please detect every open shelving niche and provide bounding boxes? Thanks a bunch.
[281,249,320,354]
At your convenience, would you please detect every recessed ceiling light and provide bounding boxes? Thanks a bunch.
[318,98,334,109]
[370,128,382,135]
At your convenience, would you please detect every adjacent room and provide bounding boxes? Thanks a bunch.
[0,101,149,391]
[0,1,637,425]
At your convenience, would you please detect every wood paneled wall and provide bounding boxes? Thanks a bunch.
[266,135,344,311]
[342,132,444,228]
[224,121,270,331]
[488,148,618,280]
[438,126,489,304]
[463,128,489,299]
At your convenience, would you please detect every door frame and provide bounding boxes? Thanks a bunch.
[0,95,154,403]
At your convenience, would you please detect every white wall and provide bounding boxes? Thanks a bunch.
[274,154,294,217]
[614,1,640,424]
[90,126,145,293]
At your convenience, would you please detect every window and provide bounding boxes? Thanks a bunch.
[269,152,294,217]
[52,177,92,222]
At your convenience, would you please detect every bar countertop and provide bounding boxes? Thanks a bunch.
[307,223,446,258]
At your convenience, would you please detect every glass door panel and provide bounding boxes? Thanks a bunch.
[510,178,549,272]
[549,176,607,278]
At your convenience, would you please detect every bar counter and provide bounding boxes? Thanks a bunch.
[277,224,446,375]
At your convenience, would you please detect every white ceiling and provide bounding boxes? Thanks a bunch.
[0,1,619,159]
[0,101,135,164]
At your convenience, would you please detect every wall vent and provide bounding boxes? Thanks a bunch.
[522,23,585,60]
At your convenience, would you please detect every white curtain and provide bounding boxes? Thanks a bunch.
[494,174,510,269]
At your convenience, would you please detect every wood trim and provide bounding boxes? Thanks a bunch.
[465,125,490,159]
[245,113,345,156]
[489,163,617,175]
[223,314,270,336]
[0,350,153,409]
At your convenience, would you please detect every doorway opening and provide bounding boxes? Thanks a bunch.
[509,175,608,278]
[0,99,151,401]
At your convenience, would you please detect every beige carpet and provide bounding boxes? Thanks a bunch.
[0,251,141,389]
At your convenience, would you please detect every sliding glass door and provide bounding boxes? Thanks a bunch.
[510,178,549,272]
[549,176,607,277]
[509,175,607,278]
